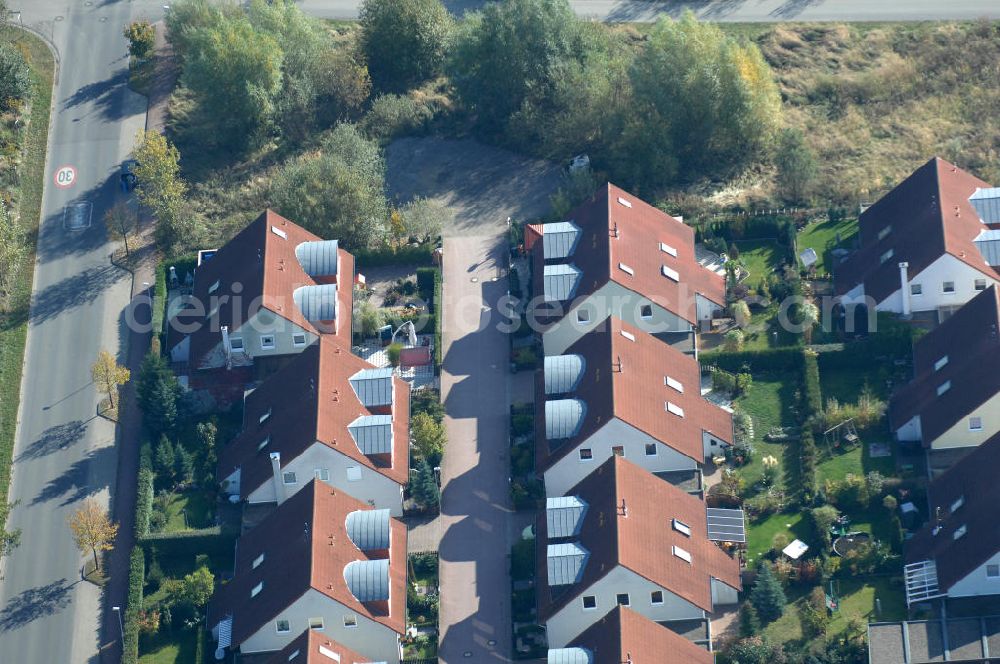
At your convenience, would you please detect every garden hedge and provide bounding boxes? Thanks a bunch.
[433,268,443,370]
[802,350,823,421]
[134,467,154,540]
[702,347,804,375]
[416,266,436,302]
[122,546,145,664]
[355,243,434,268]
[140,526,237,561]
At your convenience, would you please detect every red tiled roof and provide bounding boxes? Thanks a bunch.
[169,210,355,369]
[835,158,998,302]
[219,337,409,497]
[906,431,1000,591]
[536,318,732,471]
[208,481,406,647]
[566,605,713,664]
[265,629,369,664]
[890,285,1000,444]
[531,183,725,324]
[538,456,741,621]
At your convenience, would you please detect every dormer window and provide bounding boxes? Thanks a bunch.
[665,401,684,418]
[877,225,892,241]
[672,519,691,536]
[953,525,967,540]
[934,355,948,371]
[661,265,680,282]
[672,545,692,563]
[660,242,678,257]
[937,380,951,396]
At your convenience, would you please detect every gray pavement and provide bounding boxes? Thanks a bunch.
[438,235,514,663]
[0,3,149,663]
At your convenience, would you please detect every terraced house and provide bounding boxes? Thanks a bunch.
[536,317,733,497]
[167,210,360,382]
[537,456,742,648]
[526,183,726,357]
[209,480,406,662]
[218,336,410,515]
[836,158,1000,319]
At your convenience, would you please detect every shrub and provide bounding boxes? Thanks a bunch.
[775,127,818,203]
[739,603,761,638]
[798,424,817,503]
[411,411,446,465]
[825,474,870,511]
[510,538,535,581]
[416,267,437,302]
[801,586,829,637]
[0,44,32,109]
[124,20,156,60]
[411,388,444,421]
[359,0,452,92]
[122,547,145,664]
[387,342,403,367]
[809,505,839,548]
[802,349,822,422]
[705,347,803,375]
[723,328,744,352]
[134,468,154,539]
[362,93,435,140]
[750,563,788,623]
[411,459,440,510]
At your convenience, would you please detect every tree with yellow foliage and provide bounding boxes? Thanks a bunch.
[68,499,118,572]
[91,349,130,410]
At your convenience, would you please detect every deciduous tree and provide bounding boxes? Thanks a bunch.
[359,0,452,93]
[181,566,214,607]
[104,202,137,259]
[411,411,445,464]
[68,499,118,571]
[91,349,130,410]
[776,128,818,204]
[132,130,188,250]
[124,20,156,60]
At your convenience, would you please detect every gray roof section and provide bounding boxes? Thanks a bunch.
[545,399,586,440]
[295,239,339,277]
[974,229,1000,266]
[345,509,391,551]
[706,508,746,543]
[348,415,393,455]
[293,284,338,323]
[543,263,582,302]
[349,368,394,407]
[970,187,1000,225]
[544,354,586,395]
[546,542,589,586]
[546,496,588,539]
[547,648,593,664]
[343,559,390,602]
[543,221,581,260]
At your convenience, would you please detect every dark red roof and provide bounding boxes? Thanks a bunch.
[168,210,355,369]
[566,605,712,664]
[538,456,741,621]
[835,158,998,302]
[890,285,1000,444]
[219,337,409,497]
[535,318,732,472]
[265,629,369,664]
[530,183,725,324]
[906,431,1000,591]
[208,481,406,646]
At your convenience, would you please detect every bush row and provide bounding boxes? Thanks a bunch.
[134,467,154,540]
[140,525,237,560]
[122,546,145,664]
[432,267,443,371]
[802,350,822,422]
[355,243,435,268]
[703,347,804,375]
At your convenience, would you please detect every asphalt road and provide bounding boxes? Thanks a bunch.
[0,2,148,662]
[298,0,1000,21]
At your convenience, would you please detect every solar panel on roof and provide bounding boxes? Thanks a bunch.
[706,508,746,543]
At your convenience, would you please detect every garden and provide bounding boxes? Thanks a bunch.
[406,387,445,514]
[510,402,544,512]
[404,552,440,659]
[510,536,546,660]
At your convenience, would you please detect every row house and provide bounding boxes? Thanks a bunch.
[890,285,1000,453]
[526,183,726,357]
[537,456,742,647]
[536,317,733,497]
[264,629,371,664]
[218,336,410,515]
[836,158,1000,319]
[167,210,360,381]
[209,480,406,662]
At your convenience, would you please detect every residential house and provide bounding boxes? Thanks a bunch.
[836,157,1000,318]
[546,605,713,664]
[536,317,733,497]
[537,456,742,647]
[209,480,405,661]
[890,285,1000,452]
[525,183,726,356]
[903,431,1000,608]
[264,629,369,664]
[167,210,359,376]
[218,336,409,515]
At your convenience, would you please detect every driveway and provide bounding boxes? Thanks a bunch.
[438,236,515,663]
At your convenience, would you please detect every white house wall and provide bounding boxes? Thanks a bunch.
[542,283,691,356]
[543,418,697,498]
[947,550,1000,599]
[695,293,723,324]
[879,255,998,314]
[247,442,404,516]
[545,566,705,648]
[199,310,317,370]
[239,588,401,661]
[929,392,1000,451]
[894,415,921,443]
[702,429,731,459]
[711,577,739,606]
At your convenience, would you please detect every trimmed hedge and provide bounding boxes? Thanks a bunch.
[702,347,804,375]
[433,268,443,370]
[355,243,434,268]
[140,526,237,561]
[122,546,145,664]
[416,266,436,302]
[134,467,154,540]
[802,350,822,421]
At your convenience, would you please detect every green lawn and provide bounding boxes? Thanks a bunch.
[0,28,55,537]
[746,511,810,565]
[817,443,894,485]
[736,239,784,285]
[139,629,198,664]
[796,217,858,276]
[163,491,214,532]
[735,377,798,488]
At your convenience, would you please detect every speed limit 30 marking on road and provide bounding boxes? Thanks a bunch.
[53,164,77,189]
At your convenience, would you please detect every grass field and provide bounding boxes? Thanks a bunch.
[796,216,858,275]
[735,377,798,488]
[162,491,214,532]
[138,630,198,664]
[746,511,809,565]
[737,240,784,284]
[0,28,55,538]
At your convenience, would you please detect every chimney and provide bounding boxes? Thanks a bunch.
[270,452,286,504]
[898,262,911,318]
[624,654,633,664]
[221,325,232,357]
[620,498,628,518]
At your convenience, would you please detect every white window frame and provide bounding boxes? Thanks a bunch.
[282,471,297,485]
[673,545,692,563]
[942,281,955,294]
[259,408,272,425]
[252,553,265,569]
[953,525,967,540]
[934,355,949,371]
[877,225,892,241]
[314,468,331,482]
[665,401,685,418]
[910,283,922,296]
[937,380,951,396]
[230,336,244,351]
[578,448,593,461]
[975,278,988,291]
[275,619,290,633]
[987,564,1000,579]
[271,225,288,239]
[260,334,276,351]
[257,437,270,452]
[672,518,692,537]
[576,308,590,324]
[616,593,630,607]
[950,496,965,512]
[618,262,634,276]
[661,265,680,282]
[251,582,263,598]
[879,248,894,264]
[343,614,358,628]
[639,304,653,319]
[208,279,221,295]
[346,466,363,482]
[969,417,983,431]
[644,443,657,457]
[650,590,664,605]
[659,242,678,257]
[617,196,632,208]
[308,617,325,631]
[292,332,307,347]
[611,445,625,458]
[581,595,597,610]
[665,376,684,393]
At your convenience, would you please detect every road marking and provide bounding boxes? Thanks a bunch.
[53,165,76,189]
[63,202,92,231]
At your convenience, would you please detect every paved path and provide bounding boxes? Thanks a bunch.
[438,236,514,664]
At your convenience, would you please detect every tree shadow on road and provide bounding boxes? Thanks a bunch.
[0,578,75,633]
[31,444,115,507]
[29,264,127,325]
[15,419,91,462]
[62,68,131,123]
